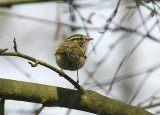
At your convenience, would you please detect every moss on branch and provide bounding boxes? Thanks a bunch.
[0,78,153,115]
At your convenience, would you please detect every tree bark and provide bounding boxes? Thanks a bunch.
[0,78,152,115]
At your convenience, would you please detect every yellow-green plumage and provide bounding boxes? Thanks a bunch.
[55,34,92,71]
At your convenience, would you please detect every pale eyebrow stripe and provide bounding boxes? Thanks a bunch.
[69,36,81,40]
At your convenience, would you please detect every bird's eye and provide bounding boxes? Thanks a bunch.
[80,36,84,40]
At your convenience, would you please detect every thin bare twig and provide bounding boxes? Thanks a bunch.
[35,105,44,115]
[0,39,85,93]
[127,73,151,104]
[90,63,160,88]
[138,90,160,109]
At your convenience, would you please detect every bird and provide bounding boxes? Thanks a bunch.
[55,34,93,83]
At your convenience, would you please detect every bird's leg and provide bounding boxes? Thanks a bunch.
[77,70,79,84]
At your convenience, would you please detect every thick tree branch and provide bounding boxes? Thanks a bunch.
[0,78,153,115]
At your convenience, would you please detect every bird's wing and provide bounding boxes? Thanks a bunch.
[55,42,86,58]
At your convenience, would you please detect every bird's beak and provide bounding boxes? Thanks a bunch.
[88,38,93,41]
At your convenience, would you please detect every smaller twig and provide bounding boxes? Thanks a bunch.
[137,89,160,109]
[13,38,18,52]
[28,60,39,67]
[105,0,121,28]
[139,1,159,15]
[0,98,5,115]
[35,105,44,115]
[126,5,137,9]
[142,102,160,109]
[86,12,95,24]
[0,48,8,54]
